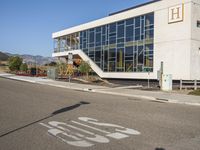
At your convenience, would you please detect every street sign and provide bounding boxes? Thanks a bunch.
[68,53,73,65]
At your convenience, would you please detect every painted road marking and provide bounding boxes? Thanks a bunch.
[78,117,141,135]
[72,120,129,139]
[71,120,110,134]
[48,121,109,143]
[39,117,140,147]
[40,122,94,147]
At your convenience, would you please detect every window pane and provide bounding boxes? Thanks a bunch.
[135,28,140,40]
[89,31,94,43]
[109,36,116,44]
[145,13,154,26]
[96,27,101,32]
[95,51,101,62]
[125,46,133,56]
[103,49,108,71]
[102,26,106,34]
[117,25,124,38]
[138,46,144,64]
[117,48,124,72]
[95,33,101,46]
[126,18,134,25]
[135,17,140,27]
[109,48,116,58]
[109,62,116,72]
[126,26,133,40]
[109,23,116,33]
[125,61,133,72]
[117,21,124,25]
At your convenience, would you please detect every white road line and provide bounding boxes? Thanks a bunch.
[71,121,110,134]
[39,123,53,129]
[78,117,141,135]
[72,120,131,139]
[64,123,110,143]
[48,128,94,147]
[48,121,109,143]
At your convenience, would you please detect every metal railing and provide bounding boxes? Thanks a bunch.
[180,80,200,90]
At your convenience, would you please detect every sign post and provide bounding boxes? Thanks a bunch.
[67,53,73,87]
[160,61,164,88]
[148,71,150,88]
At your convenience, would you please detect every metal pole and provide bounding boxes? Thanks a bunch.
[194,79,197,90]
[148,71,150,88]
[160,61,164,89]
[180,79,182,90]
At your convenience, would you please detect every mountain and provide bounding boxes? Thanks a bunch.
[0,51,9,61]
[4,52,58,65]
[20,54,58,66]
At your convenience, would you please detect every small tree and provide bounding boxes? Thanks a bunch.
[57,62,67,77]
[20,63,28,72]
[78,61,91,79]
[66,64,74,77]
[8,56,23,72]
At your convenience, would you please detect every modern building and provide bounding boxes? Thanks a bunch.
[52,0,200,80]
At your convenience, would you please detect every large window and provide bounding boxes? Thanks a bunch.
[54,12,154,73]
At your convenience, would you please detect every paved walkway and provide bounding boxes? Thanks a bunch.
[0,73,200,106]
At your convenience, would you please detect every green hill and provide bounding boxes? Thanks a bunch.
[0,51,9,61]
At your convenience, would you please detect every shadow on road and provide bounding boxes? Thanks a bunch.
[155,148,165,150]
[52,101,90,115]
[0,101,90,138]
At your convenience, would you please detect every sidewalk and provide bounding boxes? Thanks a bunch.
[0,73,200,106]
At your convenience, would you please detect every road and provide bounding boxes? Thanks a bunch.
[0,77,200,150]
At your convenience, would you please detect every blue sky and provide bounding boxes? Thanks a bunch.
[0,0,150,57]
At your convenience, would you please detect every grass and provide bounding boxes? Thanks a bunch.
[0,66,9,72]
[188,89,200,96]
[0,61,9,73]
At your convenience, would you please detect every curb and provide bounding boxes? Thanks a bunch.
[94,90,157,101]
[1,75,200,106]
[0,76,37,84]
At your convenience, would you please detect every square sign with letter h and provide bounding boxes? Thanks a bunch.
[168,4,184,24]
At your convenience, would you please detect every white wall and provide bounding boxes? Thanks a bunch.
[154,0,192,80]
[190,0,200,80]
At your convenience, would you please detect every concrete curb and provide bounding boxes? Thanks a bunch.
[1,75,200,106]
[0,76,37,84]
[9,77,37,83]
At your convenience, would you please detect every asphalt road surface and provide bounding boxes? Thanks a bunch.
[0,77,200,150]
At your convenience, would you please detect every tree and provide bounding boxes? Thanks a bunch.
[57,62,67,77]
[78,61,91,79]
[8,56,23,71]
[20,63,28,72]
[66,64,74,77]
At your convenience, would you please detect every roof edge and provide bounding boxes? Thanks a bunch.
[109,0,162,16]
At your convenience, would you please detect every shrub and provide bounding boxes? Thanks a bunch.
[8,56,23,71]
[188,89,200,96]
[20,63,28,72]
[78,61,91,79]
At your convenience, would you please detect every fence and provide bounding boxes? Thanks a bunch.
[180,80,200,90]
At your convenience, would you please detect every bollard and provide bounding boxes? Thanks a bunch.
[180,79,182,90]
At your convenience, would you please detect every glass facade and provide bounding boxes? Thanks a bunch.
[54,12,154,72]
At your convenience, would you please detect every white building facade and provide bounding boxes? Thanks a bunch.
[52,0,200,80]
